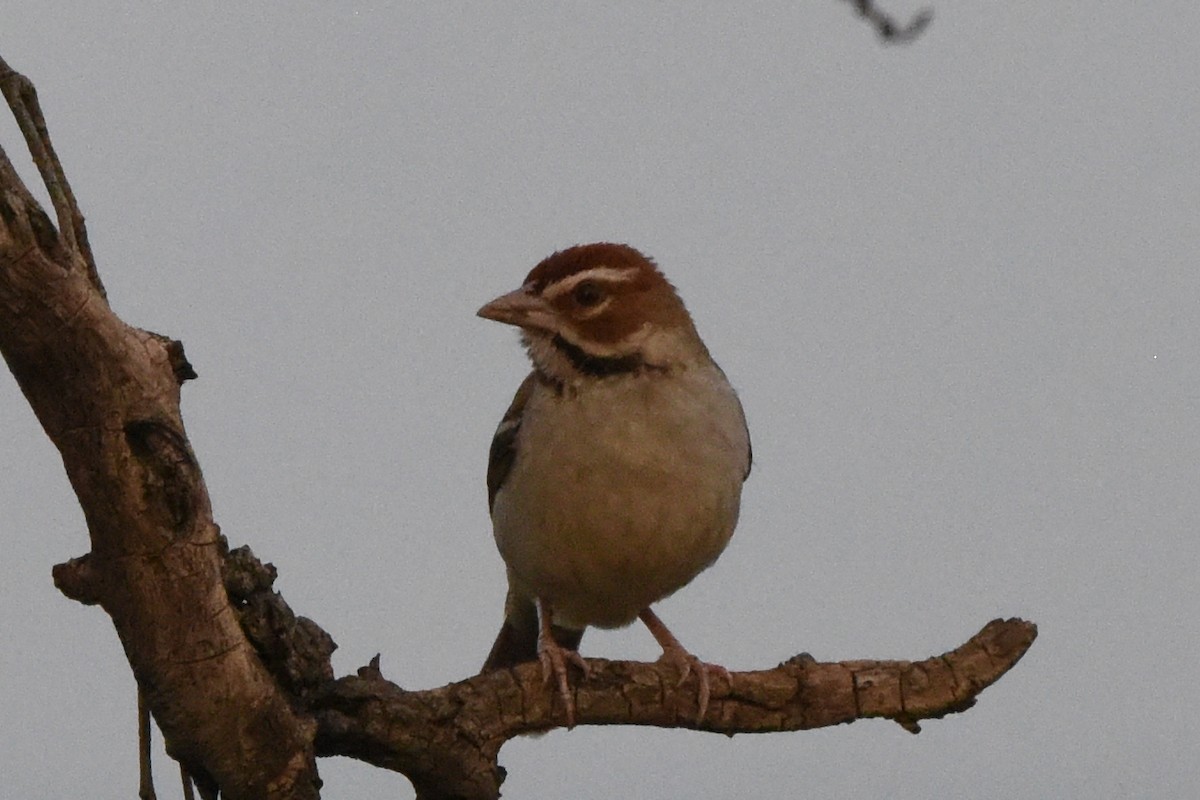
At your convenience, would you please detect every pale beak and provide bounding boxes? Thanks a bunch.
[477,287,558,333]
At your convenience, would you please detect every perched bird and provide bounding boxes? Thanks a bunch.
[478,243,751,725]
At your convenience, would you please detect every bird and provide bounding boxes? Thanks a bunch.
[477,242,751,726]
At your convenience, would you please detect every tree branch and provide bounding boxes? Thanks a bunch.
[307,618,1032,796]
[844,0,933,43]
[307,618,1035,800]
[0,55,318,800]
[220,545,1036,799]
[0,57,102,296]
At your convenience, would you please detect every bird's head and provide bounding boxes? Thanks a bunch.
[478,243,707,383]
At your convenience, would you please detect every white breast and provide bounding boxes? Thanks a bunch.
[491,364,749,629]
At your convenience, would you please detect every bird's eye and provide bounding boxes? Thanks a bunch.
[572,280,604,307]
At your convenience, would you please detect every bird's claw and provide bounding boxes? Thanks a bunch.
[657,645,730,722]
[538,639,589,727]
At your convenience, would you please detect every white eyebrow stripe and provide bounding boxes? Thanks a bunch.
[543,266,640,298]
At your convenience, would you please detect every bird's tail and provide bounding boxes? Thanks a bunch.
[481,591,584,672]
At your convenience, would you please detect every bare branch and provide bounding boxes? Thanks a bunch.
[214,544,1022,794]
[226,542,1035,798]
[0,58,319,800]
[0,53,103,297]
[138,690,157,800]
[303,618,1035,799]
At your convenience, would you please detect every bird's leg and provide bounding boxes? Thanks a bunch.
[536,598,589,727]
[639,607,730,722]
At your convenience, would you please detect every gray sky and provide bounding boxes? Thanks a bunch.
[2,2,1197,797]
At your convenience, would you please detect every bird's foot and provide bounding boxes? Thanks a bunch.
[655,644,730,722]
[639,607,729,722]
[537,636,590,727]
[535,598,589,727]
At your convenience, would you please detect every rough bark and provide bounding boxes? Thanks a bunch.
[309,616,1035,800]
[1,43,1030,800]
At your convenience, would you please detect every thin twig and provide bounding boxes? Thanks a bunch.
[845,0,933,42]
[181,766,196,800]
[0,53,105,297]
[138,689,157,800]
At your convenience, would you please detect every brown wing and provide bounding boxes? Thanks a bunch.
[486,371,537,513]
[744,429,753,480]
